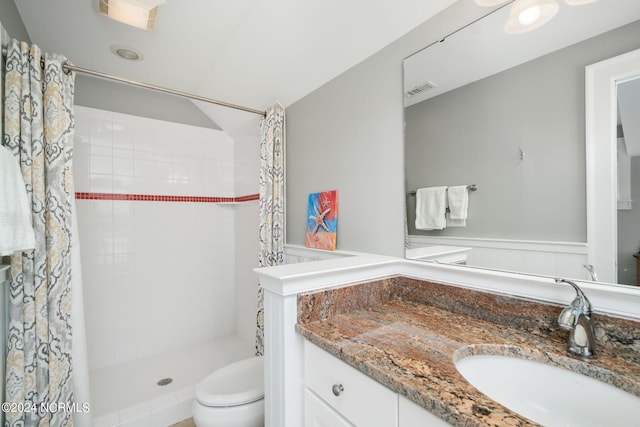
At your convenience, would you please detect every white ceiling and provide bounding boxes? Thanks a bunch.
[13,0,457,129]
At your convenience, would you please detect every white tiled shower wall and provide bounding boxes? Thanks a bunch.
[73,106,258,372]
[228,116,262,341]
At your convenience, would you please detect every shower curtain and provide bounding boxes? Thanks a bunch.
[255,102,285,356]
[3,39,76,427]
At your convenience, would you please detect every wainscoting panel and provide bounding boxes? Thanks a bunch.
[408,236,589,281]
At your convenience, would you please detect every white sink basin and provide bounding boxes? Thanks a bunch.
[455,354,640,427]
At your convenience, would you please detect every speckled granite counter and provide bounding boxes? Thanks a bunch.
[296,276,640,426]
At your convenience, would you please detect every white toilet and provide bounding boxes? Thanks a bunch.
[192,356,265,427]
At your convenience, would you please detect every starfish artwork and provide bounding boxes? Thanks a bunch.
[305,190,338,250]
[310,205,331,235]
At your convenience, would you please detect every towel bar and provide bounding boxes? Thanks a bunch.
[409,184,477,196]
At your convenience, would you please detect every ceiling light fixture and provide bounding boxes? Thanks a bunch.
[505,0,559,34]
[110,44,144,61]
[116,48,139,60]
[99,0,166,30]
[474,0,597,34]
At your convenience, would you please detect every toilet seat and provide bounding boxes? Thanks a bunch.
[196,356,264,407]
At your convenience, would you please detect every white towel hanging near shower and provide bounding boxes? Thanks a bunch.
[0,146,36,255]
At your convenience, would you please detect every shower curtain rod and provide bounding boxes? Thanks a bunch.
[64,63,266,117]
[1,47,266,116]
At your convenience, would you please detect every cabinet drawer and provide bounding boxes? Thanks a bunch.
[304,341,398,427]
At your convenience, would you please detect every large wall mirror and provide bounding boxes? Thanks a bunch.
[403,0,640,288]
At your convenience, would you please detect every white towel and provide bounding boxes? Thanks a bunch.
[446,185,469,227]
[415,186,447,230]
[0,146,36,255]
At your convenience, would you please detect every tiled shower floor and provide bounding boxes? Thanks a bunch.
[90,335,254,427]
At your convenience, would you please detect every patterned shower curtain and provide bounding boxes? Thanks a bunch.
[3,39,76,427]
[255,102,285,356]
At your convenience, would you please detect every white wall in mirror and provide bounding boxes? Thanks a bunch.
[404,0,640,286]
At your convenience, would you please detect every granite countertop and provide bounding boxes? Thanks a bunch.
[296,276,640,427]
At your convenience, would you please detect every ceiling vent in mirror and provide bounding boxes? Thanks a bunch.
[99,0,166,30]
[405,81,437,98]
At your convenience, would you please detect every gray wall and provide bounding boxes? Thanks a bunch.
[286,2,492,256]
[405,20,640,241]
[74,75,220,129]
[0,0,30,42]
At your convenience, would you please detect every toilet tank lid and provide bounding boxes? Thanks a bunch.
[196,355,264,407]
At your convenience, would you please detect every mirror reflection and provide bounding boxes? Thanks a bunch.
[617,76,640,286]
[403,0,640,286]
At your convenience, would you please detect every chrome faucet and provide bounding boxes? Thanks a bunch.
[554,278,597,358]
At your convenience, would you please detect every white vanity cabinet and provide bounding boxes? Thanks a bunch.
[304,341,452,427]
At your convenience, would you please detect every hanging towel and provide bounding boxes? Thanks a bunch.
[415,186,447,230]
[0,146,36,255]
[446,185,469,227]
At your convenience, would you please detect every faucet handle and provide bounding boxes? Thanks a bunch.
[558,305,581,330]
[558,306,580,330]
[554,278,592,315]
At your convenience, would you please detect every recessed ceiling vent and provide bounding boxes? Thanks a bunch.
[110,44,144,61]
[405,81,437,98]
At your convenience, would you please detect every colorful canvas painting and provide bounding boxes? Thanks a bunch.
[305,190,338,250]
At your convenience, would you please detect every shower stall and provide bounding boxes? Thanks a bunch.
[73,105,262,426]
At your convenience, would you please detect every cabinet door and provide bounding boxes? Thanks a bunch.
[305,341,398,427]
[399,395,452,427]
[305,389,355,427]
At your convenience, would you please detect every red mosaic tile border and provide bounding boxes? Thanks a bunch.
[75,192,260,203]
